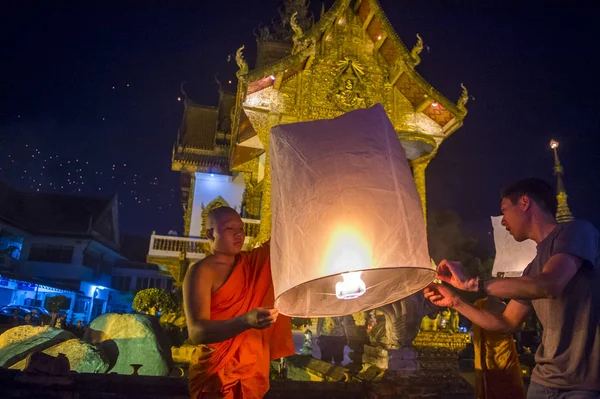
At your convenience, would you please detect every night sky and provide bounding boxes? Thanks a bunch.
[1,1,599,245]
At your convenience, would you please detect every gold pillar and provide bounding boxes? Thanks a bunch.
[184,174,196,236]
[411,158,430,220]
[177,250,190,287]
[257,141,272,245]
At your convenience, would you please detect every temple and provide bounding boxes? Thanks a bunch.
[147,0,469,284]
[550,139,574,223]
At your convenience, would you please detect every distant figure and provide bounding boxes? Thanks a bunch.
[30,309,38,326]
[316,317,348,366]
[299,328,313,355]
[60,314,69,329]
[167,229,179,237]
[277,357,288,380]
[472,297,525,399]
[23,313,32,325]
[11,310,20,326]
[366,310,377,333]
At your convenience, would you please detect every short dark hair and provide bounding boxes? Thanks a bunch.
[501,178,557,216]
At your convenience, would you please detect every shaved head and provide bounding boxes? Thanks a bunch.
[205,206,245,255]
[207,206,241,229]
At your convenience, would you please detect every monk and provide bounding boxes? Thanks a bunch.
[183,206,294,399]
[472,297,525,399]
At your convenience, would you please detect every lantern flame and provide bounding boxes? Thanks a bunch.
[336,271,366,299]
[324,228,370,300]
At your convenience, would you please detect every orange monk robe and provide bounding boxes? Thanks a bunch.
[473,298,525,399]
[188,244,295,399]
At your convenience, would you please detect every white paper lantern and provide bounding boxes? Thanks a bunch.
[270,104,435,317]
[491,216,537,277]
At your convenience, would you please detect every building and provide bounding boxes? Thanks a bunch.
[0,181,173,323]
[148,0,468,284]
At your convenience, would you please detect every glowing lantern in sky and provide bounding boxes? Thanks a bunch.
[270,104,435,317]
[491,216,536,277]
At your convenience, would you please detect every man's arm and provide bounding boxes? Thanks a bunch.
[424,284,531,333]
[454,297,531,333]
[438,254,584,300]
[183,261,278,344]
[483,253,583,299]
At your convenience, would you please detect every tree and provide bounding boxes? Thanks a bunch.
[428,210,494,306]
[290,317,312,329]
[427,210,493,280]
[46,295,68,327]
[132,288,176,316]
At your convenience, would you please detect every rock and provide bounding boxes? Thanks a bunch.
[84,313,172,376]
[0,326,75,368]
[10,339,109,373]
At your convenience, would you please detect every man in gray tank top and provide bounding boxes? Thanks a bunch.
[424,178,599,398]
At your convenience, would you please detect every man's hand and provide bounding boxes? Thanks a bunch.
[436,260,478,292]
[244,308,279,330]
[424,283,460,308]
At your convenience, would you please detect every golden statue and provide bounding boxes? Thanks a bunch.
[334,74,365,111]
[333,58,366,111]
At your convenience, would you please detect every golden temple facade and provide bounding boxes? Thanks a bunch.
[149,0,468,283]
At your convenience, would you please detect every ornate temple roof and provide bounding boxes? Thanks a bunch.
[172,91,235,174]
[173,0,468,172]
[179,103,219,151]
[226,0,469,170]
[241,0,467,127]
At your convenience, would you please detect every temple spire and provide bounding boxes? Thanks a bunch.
[550,139,573,223]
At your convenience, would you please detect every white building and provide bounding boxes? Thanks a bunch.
[147,93,261,284]
[0,181,171,323]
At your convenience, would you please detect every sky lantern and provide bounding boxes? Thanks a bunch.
[491,216,537,278]
[270,104,435,317]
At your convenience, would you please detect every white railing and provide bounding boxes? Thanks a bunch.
[241,217,261,239]
[148,235,209,260]
[148,218,262,260]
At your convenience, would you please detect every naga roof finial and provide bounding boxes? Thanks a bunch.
[290,11,303,39]
[458,83,469,114]
[410,34,424,67]
[235,45,248,78]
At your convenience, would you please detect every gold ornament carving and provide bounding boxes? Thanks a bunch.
[457,83,468,114]
[409,34,424,67]
[200,196,230,238]
[235,45,248,78]
[333,58,368,111]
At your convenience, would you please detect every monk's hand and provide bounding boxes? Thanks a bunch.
[424,283,460,308]
[244,307,279,330]
[436,260,477,292]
